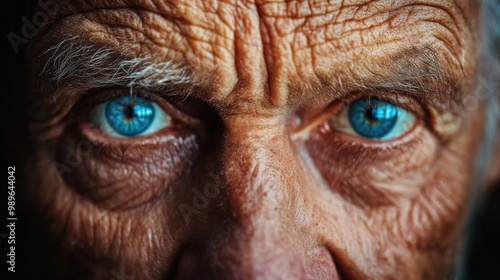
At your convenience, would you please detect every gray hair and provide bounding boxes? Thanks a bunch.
[40,36,191,91]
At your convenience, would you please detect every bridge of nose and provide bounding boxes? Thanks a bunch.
[172,114,340,279]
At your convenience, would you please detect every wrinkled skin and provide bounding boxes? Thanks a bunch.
[24,0,489,279]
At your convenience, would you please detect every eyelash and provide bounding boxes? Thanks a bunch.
[293,92,426,145]
[75,86,429,148]
[75,89,187,143]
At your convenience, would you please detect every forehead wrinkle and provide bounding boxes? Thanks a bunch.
[31,0,476,112]
[252,0,477,107]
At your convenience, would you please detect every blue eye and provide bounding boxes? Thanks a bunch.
[90,96,171,138]
[332,97,416,140]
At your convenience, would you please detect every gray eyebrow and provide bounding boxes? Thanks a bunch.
[39,36,464,112]
[297,45,466,113]
[39,36,191,91]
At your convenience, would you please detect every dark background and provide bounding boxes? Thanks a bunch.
[1,1,36,279]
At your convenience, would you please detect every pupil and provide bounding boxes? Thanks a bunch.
[123,105,136,119]
[105,96,156,136]
[365,107,377,122]
[347,98,399,139]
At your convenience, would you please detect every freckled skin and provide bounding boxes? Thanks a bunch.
[24,0,487,279]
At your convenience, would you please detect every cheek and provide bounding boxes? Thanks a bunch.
[58,132,198,210]
[26,150,183,279]
[26,151,141,247]
[393,149,471,249]
[24,131,202,278]
[304,108,484,277]
[365,126,479,278]
[392,107,485,250]
[306,124,439,208]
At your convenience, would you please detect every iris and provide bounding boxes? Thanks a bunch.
[105,96,155,136]
[348,98,398,139]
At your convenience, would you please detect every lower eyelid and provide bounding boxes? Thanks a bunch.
[79,116,187,147]
[322,118,424,148]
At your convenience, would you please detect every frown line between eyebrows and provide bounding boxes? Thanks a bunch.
[37,36,466,113]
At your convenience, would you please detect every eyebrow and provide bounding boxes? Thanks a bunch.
[39,36,192,91]
[39,36,466,111]
[310,46,467,112]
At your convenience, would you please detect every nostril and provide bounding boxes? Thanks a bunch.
[306,246,342,280]
[175,247,201,280]
[173,244,342,280]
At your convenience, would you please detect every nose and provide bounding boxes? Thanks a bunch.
[174,117,341,279]
[175,236,340,280]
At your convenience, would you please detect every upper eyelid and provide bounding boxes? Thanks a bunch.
[355,93,425,115]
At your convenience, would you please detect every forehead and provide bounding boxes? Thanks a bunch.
[37,0,478,106]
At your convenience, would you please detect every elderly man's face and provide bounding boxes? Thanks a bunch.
[26,0,484,279]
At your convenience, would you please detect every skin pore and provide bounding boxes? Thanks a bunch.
[23,0,490,279]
